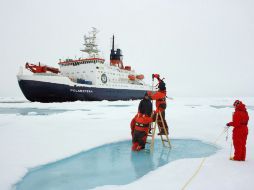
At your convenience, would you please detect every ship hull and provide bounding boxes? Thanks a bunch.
[18,79,148,102]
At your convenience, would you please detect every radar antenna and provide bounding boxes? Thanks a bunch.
[81,27,100,58]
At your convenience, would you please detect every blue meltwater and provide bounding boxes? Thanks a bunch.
[15,139,218,190]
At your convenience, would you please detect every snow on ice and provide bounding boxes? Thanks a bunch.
[0,97,253,190]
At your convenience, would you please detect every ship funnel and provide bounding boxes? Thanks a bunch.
[110,35,124,69]
[110,35,123,61]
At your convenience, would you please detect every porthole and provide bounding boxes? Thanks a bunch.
[101,73,107,84]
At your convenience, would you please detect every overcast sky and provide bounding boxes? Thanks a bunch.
[0,0,253,97]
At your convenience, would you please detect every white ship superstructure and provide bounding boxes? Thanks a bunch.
[17,28,151,102]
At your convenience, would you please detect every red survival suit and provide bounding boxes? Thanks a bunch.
[131,113,153,151]
[227,100,249,161]
[148,90,167,113]
[147,80,168,134]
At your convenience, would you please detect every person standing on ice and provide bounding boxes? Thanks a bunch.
[147,74,168,135]
[226,100,249,161]
[131,93,153,151]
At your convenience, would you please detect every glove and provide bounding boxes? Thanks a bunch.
[226,122,231,127]
[152,74,160,80]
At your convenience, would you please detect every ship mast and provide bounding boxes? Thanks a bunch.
[81,27,100,58]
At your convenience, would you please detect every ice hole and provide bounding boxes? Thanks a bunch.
[15,139,218,190]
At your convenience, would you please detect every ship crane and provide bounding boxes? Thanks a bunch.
[25,62,60,74]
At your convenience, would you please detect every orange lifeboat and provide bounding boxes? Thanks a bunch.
[128,75,135,80]
[136,74,144,80]
[124,66,131,71]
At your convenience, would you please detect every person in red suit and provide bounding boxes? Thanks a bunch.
[227,100,249,161]
[147,74,168,135]
[130,93,153,139]
[131,93,153,151]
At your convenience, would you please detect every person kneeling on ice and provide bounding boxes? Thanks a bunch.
[226,100,249,161]
[147,74,168,135]
[131,93,153,151]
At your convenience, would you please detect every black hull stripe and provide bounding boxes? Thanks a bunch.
[18,80,147,102]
